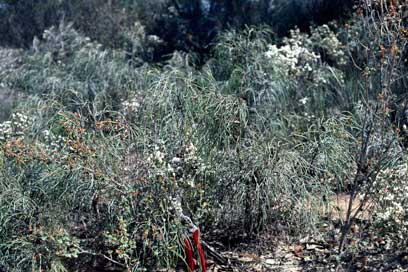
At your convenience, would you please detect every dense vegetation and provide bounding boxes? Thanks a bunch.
[1,0,408,271]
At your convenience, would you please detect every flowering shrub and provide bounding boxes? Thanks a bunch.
[264,40,320,78]
[0,112,31,142]
[304,24,348,66]
[373,163,408,237]
[1,5,408,269]
[263,26,346,117]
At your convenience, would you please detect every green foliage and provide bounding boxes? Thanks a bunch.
[4,22,143,119]
[1,6,408,269]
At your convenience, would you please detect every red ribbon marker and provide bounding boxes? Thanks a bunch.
[184,238,195,271]
[193,229,207,272]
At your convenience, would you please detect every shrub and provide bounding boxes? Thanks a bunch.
[2,6,408,269]
[374,163,408,241]
[3,22,143,120]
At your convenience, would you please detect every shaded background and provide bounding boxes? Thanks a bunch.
[0,0,353,62]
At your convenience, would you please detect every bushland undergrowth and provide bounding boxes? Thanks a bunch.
[1,1,408,271]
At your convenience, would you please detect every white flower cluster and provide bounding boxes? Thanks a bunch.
[182,142,207,187]
[141,145,167,182]
[0,112,30,141]
[184,142,198,166]
[145,142,206,189]
[264,37,320,77]
[374,163,408,233]
[42,129,67,152]
[147,145,166,166]
[265,26,346,89]
[308,24,348,66]
[121,94,142,116]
